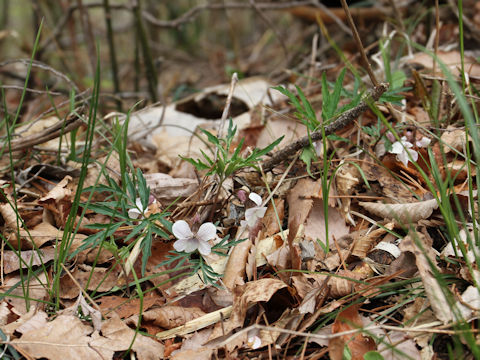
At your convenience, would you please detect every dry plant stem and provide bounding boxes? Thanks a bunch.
[249,0,288,60]
[307,33,319,91]
[217,72,239,144]
[263,82,389,172]
[340,0,402,124]
[143,1,316,28]
[339,0,378,87]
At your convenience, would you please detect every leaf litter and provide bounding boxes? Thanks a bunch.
[1,2,480,359]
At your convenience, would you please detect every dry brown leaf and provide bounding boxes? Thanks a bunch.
[352,223,394,258]
[329,270,365,299]
[14,311,48,335]
[145,173,198,202]
[222,237,252,290]
[377,330,422,360]
[407,50,480,77]
[3,273,48,314]
[329,304,376,360]
[13,314,113,360]
[261,198,284,237]
[400,233,453,323]
[0,201,19,229]
[304,200,350,249]
[59,264,121,299]
[361,161,416,201]
[98,315,165,359]
[39,176,72,202]
[4,221,64,250]
[359,199,438,224]
[138,306,206,329]
[98,295,159,319]
[287,178,322,242]
[170,328,213,359]
[227,278,287,333]
[3,247,56,274]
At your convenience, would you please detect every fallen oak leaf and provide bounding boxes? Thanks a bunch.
[359,198,438,224]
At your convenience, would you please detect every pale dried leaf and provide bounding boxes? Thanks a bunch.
[39,176,72,202]
[3,247,56,274]
[15,311,48,334]
[287,178,322,240]
[222,237,252,290]
[60,264,121,299]
[139,306,205,329]
[10,222,64,249]
[407,50,480,77]
[0,301,11,326]
[304,200,349,249]
[359,199,438,224]
[454,285,480,321]
[401,234,453,323]
[4,273,48,314]
[377,330,422,360]
[94,315,165,360]
[227,279,287,333]
[0,202,19,228]
[13,315,112,360]
[441,127,471,153]
[145,173,198,201]
[352,223,394,258]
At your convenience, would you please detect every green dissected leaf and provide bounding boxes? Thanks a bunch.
[300,146,316,177]
[73,222,124,255]
[136,168,149,209]
[246,136,284,162]
[327,134,349,142]
[83,203,127,219]
[296,85,317,126]
[231,137,245,161]
[391,69,406,90]
[200,128,221,146]
[180,156,210,171]
[125,174,136,202]
[82,185,124,196]
[140,226,153,275]
[363,351,384,360]
[124,220,148,243]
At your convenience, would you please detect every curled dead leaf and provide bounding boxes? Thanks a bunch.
[359,199,438,224]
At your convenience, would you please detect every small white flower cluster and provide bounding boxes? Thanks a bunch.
[171,192,268,256]
[389,135,431,166]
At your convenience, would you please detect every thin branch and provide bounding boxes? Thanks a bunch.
[143,1,316,28]
[262,83,389,172]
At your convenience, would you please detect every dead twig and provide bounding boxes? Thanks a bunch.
[262,82,389,172]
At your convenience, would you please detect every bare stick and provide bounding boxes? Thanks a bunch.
[262,83,389,172]
[143,1,316,28]
[217,72,238,140]
[339,0,378,87]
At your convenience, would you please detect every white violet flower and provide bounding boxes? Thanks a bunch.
[172,220,216,255]
[128,198,147,219]
[389,136,418,166]
[416,136,431,148]
[240,192,267,229]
